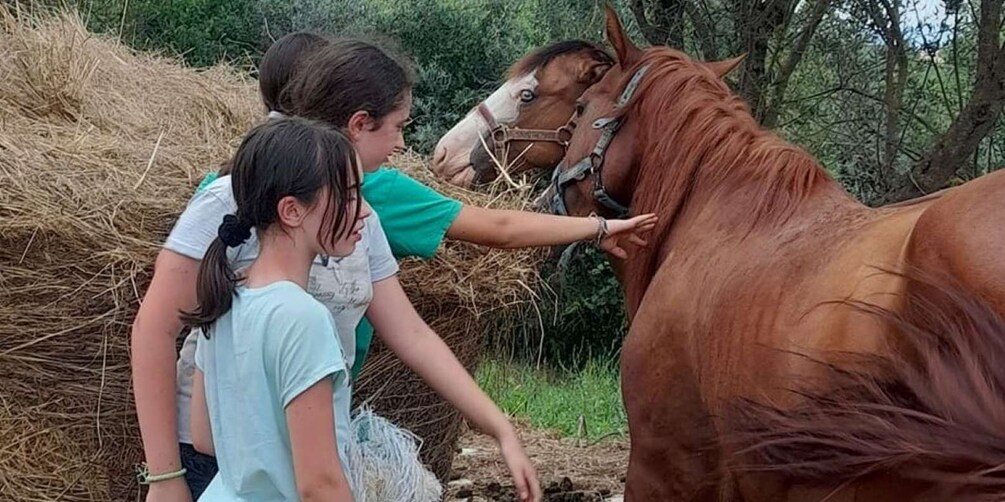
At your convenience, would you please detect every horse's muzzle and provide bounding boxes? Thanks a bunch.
[532,185,556,213]
[468,140,501,185]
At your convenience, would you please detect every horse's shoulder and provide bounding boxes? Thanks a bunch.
[906,170,1005,311]
[909,169,1005,246]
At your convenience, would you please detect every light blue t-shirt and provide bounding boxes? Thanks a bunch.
[195,281,351,501]
[168,174,398,444]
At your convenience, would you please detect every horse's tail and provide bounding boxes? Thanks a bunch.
[726,269,1005,498]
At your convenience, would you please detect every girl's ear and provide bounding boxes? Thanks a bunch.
[346,111,372,141]
[276,195,307,228]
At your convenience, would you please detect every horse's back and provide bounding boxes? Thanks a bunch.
[619,170,1005,500]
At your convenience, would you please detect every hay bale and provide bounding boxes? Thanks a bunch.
[0,8,543,501]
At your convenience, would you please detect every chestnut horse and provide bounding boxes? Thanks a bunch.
[432,41,612,187]
[545,6,1005,501]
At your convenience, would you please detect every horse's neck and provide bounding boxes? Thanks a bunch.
[641,120,853,234]
[620,89,861,313]
[622,158,855,316]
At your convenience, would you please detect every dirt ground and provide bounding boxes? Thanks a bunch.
[446,424,629,501]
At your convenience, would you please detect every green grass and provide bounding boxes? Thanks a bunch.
[475,357,626,440]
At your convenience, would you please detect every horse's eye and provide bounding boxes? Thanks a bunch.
[519,90,536,103]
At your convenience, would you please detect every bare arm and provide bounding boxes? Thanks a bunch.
[368,277,510,436]
[366,277,542,501]
[447,206,602,248]
[131,249,199,498]
[287,378,353,502]
[190,370,214,456]
[447,206,656,258]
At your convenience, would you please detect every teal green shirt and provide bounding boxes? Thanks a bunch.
[352,167,463,377]
[194,168,463,380]
[361,167,463,259]
[195,170,220,193]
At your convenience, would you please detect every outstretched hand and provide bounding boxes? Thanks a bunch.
[598,213,658,259]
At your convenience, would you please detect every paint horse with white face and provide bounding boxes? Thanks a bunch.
[432,41,612,187]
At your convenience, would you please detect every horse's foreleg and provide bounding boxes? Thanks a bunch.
[621,322,723,501]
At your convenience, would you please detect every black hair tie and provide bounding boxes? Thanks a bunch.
[218,214,251,248]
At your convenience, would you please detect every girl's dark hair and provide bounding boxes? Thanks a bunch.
[285,38,415,129]
[258,31,329,115]
[180,117,362,334]
[219,32,329,177]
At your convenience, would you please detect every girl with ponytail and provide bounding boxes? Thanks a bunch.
[183,117,363,501]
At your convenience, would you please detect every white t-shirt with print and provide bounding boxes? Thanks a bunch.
[165,175,397,444]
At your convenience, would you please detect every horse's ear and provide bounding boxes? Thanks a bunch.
[705,54,747,78]
[604,4,641,66]
[577,61,611,84]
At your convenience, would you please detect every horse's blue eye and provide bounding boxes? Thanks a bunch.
[520,90,536,103]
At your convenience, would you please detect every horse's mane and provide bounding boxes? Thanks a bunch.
[727,269,1005,499]
[508,40,612,79]
[619,48,834,312]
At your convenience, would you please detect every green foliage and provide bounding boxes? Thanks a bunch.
[68,0,262,67]
[66,0,606,151]
[543,247,627,362]
[490,246,627,369]
[476,357,626,439]
[773,5,1002,202]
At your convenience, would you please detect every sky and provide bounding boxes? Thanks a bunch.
[832,0,956,47]
[908,0,952,45]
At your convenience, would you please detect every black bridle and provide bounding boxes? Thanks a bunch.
[547,64,650,218]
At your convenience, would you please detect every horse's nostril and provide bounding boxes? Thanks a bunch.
[469,144,498,178]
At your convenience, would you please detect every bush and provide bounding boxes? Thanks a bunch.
[492,246,628,369]
[65,0,604,152]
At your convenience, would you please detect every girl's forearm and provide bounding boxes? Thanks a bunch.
[448,206,601,248]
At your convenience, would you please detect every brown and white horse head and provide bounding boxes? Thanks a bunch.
[432,40,613,187]
[541,5,745,218]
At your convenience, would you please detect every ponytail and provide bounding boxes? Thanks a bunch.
[179,215,251,336]
[178,117,360,335]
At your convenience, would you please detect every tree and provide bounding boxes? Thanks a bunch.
[880,0,1005,203]
[628,0,835,122]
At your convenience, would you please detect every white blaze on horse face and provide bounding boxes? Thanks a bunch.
[432,72,539,185]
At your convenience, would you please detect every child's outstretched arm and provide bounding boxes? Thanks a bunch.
[287,379,353,502]
[367,277,543,502]
[447,206,657,258]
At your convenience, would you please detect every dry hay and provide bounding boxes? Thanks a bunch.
[0,7,544,500]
